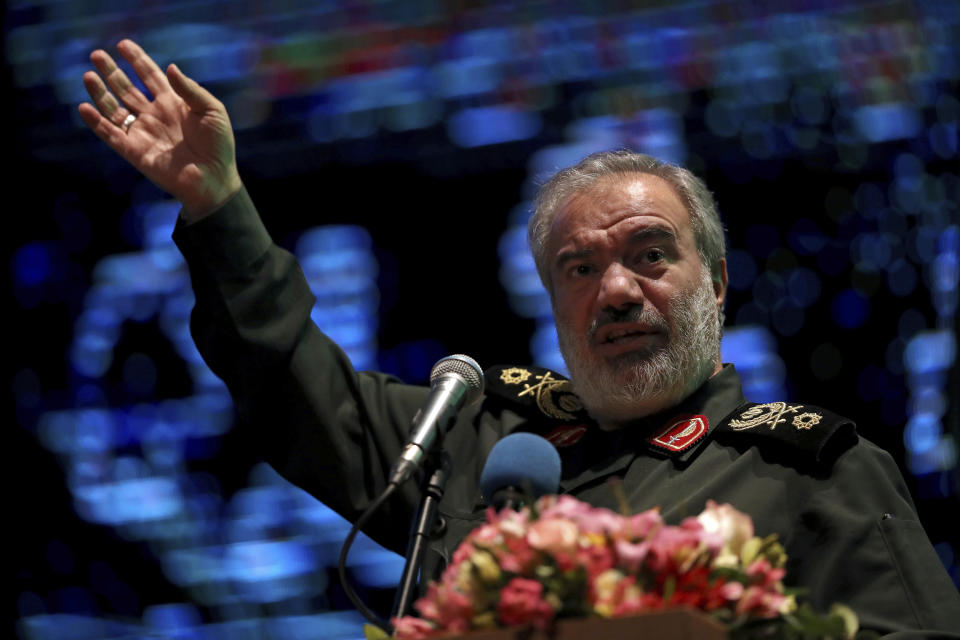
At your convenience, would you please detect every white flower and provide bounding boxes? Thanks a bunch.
[697,500,755,568]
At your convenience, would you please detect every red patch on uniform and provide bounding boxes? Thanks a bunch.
[648,414,709,453]
[545,424,588,447]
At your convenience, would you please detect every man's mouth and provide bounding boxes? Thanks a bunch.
[603,328,651,343]
[593,324,662,346]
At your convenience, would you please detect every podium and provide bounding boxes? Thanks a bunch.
[437,609,728,639]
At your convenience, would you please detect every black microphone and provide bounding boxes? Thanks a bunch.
[480,432,562,510]
[388,354,484,485]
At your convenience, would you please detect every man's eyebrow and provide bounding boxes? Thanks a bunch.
[628,226,678,245]
[554,247,594,270]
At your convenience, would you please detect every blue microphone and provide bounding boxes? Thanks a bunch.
[480,433,562,510]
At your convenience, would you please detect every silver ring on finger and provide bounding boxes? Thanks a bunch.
[122,113,137,132]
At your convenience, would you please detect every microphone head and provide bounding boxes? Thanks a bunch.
[430,354,484,405]
[480,433,562,505]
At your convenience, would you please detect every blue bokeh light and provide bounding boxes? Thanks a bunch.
[12,242,54,287]
[831,289,871,329]
[448,106,542,148]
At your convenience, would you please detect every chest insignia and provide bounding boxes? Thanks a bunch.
[729,402,822,431]
[648,414,709,453]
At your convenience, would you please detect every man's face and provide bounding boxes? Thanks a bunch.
[546,172,727,427]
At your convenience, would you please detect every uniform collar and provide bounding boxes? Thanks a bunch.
[558,364,746,493]
[637,363,747,462]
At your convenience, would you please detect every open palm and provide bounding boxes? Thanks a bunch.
[78,39,241,219]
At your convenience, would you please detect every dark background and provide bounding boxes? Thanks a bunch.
[9,1,959,638]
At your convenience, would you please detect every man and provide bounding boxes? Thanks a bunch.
[79,41,959,636]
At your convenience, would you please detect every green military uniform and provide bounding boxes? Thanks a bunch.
[173,187,960,637]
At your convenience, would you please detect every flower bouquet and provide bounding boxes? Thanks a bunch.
[377,496,861,639]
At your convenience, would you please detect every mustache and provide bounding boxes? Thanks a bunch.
[587,303,671,341]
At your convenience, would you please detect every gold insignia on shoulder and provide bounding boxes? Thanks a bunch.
[730,402,803,431]
[792,412,822,430]
[517,371,584,420]
[500,367,532,385]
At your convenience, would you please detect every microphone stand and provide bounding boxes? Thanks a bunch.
[392,451,451,619]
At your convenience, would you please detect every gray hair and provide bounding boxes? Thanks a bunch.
[528,150,726,292]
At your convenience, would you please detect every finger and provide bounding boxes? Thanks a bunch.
[82,71,132,127]
[116,39,169,97]
[78,103,130,155]
[167,64,222,114]
[90,48,150,112]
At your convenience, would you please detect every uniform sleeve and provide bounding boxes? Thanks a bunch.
[171,187,433,554]
[784,439,960,636]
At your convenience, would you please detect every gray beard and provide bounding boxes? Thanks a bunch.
[557,270,721,425]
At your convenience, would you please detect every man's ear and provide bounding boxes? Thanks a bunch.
[714,258,728,307]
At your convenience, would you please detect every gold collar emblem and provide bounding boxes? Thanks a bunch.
[499,367,532,385]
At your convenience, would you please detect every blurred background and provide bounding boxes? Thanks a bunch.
[8,0,958,638]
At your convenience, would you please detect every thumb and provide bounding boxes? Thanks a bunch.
[167,63,221,113]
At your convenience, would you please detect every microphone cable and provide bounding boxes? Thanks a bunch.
[337,481,399,634]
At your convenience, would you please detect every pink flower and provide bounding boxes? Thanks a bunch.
[576,542,616,581]
[469,523,503,547]
[679,516,723,553]
[745,558,786,588]
[451,541,476,566]
[527,518,579,555]
[414,581,474,628]
[494,535,540,574]
[736,585,791,618]
[582,509,631,536]
[718,581,744,601]
[645,523,710,573]
[538,495,638,536]
[613,538,651,572]
[437,561,463,591]
[497,577,556,629]
[627,509,663,539]
[492,508,530,539]
[391,616,438,639]
[537,495,592,519]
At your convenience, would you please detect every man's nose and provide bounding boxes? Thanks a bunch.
[597,262,644,312]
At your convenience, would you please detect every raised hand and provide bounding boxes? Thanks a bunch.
[78,39,242,220]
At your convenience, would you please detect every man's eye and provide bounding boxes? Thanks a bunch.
[573,264,592,276]
[644,249,665,263]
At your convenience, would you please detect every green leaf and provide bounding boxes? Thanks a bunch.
[607,477,632,516]
[783,603,855,639]
[710,566,748,584]
[662,575,676,603]
[740,537,762,566]
[362,623,391,640]
[829,603,859,639]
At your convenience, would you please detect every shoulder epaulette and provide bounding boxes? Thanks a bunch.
[484,365,593,446]
[715,401,858,464]
[484,364,591,423]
